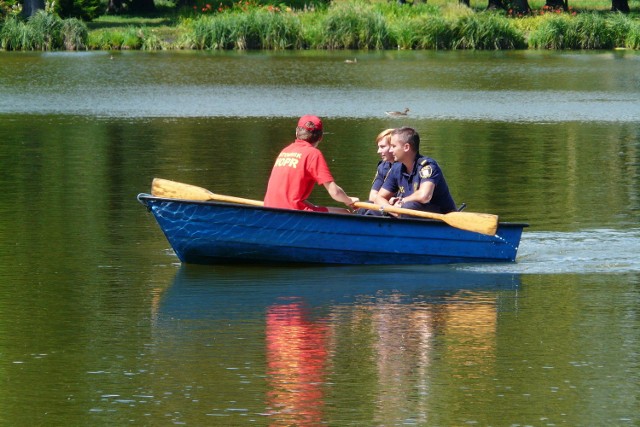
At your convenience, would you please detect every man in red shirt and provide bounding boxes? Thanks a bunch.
[264,115,359,213]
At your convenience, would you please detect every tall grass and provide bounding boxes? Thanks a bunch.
[0,10,87,50]
[390,15,453,49]
[3,1,639,51]
[387,5,524,50]
[179,8,304,49]
[528,12,635,49]
[177,5,631,51]
[625,17,640,48]
[606,12,640,48]
[61,18,87,49]
[314,2,391,49]
[254,9,304,49]
[28,9,62,49]
[0,16,26,50]
[87,26,164,50]
[451,13,525,49]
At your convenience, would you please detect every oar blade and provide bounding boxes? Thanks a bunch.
[443,211,498,236]
[151,178,214,201]
[151,178,265,206]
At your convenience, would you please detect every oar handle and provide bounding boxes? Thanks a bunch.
[209,193,264,206]
[353,202,443,220]
[353,201,499,236]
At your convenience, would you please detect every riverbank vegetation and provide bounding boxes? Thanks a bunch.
[1,0,639,50]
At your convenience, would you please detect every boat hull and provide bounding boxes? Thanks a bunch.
[138,195,526,266]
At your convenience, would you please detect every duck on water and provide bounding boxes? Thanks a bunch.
[385,108,410,117]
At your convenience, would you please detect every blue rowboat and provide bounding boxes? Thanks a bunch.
[137,194,527,266]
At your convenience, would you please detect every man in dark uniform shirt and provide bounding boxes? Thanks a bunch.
[375,126,456,215]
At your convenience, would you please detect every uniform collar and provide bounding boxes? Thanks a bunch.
[401,154,423,176]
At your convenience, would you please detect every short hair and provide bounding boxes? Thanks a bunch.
[392,126,420,152]
[376,128,395,145]
[296,126,323,144]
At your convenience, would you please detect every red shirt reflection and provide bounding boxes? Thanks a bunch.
[265,301,329,426]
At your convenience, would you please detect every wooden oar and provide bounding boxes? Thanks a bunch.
[353,201,498,236]
[151,178,264,206]
[150,179,498,235]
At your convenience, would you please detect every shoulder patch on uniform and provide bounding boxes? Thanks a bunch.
[420,159,428,166]
[419,165,433,179]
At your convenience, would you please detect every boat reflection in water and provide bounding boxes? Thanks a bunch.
[150,265,521,424]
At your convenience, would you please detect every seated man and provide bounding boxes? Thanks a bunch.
[368,128,395,202]
[357,128,395,216]
[264,115,359,213]
[375,126,456,216]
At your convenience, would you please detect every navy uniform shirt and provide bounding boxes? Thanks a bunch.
[381,155,456,213]
[371,160,393,193]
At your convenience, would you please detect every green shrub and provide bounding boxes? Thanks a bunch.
[56,0,101,21]
[61,17,87,49]
[140,28,164,50]
[121,27,143,49]
[1,0,22,18]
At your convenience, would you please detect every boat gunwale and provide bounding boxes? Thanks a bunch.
[137,193,530,228]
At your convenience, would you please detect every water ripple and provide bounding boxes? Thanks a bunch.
[462,228,640,274]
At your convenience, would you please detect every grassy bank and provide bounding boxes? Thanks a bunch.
[2,0,640,50]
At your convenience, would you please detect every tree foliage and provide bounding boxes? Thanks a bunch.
[56,0,101,20]
[106,0,155,14]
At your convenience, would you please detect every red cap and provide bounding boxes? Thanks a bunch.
[297,115,323,132]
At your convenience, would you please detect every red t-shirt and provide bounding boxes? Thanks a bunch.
[264,139,334,211]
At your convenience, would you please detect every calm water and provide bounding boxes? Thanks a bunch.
[0,50,639,426]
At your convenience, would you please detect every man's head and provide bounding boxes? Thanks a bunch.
[296,115,323,144]
[390,126,420,162]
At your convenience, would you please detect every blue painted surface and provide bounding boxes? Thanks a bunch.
[138,195,527,265]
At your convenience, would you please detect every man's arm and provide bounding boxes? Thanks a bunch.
[401,181,435,205]
[323,181,359,207]
[374,188,403,216]
[375,181,434,214]
[374,188,394,207]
